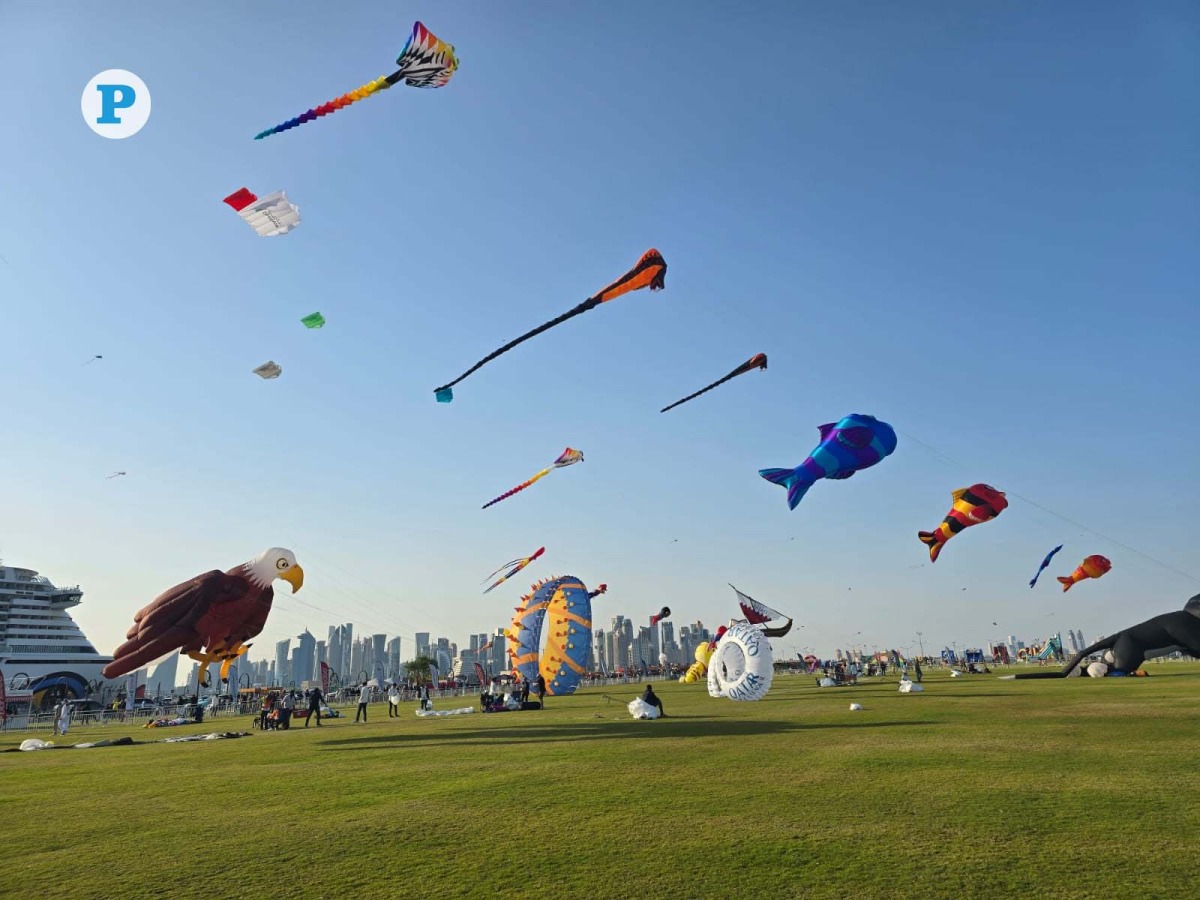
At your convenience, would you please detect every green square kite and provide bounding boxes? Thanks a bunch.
[301,312,326,329]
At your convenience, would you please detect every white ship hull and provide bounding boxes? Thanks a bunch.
[0,564,117,711]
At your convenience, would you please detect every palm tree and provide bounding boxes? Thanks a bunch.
[403,655,435,684]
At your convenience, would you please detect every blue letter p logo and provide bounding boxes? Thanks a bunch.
[82,70,151,139]
[96,83,136,124]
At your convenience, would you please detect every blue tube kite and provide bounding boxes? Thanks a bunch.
[1030,545,1064,588]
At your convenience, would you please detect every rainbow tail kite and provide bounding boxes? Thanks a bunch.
[483,547,546,594]
[253,22,458,140]
[661,353,767,413]
[482,448,584,510]
[434,249,666,402]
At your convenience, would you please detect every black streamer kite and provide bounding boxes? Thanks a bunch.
[660,353,767,413]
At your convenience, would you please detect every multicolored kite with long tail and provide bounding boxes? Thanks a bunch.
[483,547,546,594]
[253,22,459,140]
[482,448,584,510]
[660,353,767,413]
[434,249,667,402]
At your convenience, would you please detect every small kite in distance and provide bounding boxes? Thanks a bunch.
[483,547,545,594]
[223,188,301,237]
[106,471,127,479]
[482,448,583,510]
[82,355,103,366]
[253,361,282,379]
[253,21,459,140]
[1029,544,1064,588]
[650,606,671,625]
[660,353,767,413]
[301,312,326,329]
[434,249,667,402]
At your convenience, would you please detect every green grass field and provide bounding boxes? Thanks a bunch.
[4,667,1200,899]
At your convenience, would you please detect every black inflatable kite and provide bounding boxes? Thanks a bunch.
[1005,594,1200,678]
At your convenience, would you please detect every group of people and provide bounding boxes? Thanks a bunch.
[258,687,325,730]
[477,673,549,712]
[816,657,923,687]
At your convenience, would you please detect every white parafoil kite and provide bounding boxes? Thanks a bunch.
[223,187,301,237]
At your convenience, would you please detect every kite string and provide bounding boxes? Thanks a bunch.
[894,427,1200,584]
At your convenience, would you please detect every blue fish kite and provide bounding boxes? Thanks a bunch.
[1029,545,1064,588]
[759,413,898,510]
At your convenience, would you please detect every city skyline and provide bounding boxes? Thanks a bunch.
[135,612,1093,694]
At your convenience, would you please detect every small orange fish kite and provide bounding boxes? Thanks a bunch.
[1058,555,1112,591]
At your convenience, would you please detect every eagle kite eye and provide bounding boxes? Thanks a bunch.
[276,559,289,570]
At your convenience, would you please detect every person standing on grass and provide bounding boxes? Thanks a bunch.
[388,683,400,718]
[305,687,323,727]
[519,678,530,706]
[260,694,273,730]
[535,673,547,707]
[914,657,923,683]
[278,691,293,730]
[356,682,370,722]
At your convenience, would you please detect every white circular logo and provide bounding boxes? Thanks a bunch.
[81,69,151,139]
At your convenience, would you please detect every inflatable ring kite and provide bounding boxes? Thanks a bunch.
[505,575,601,696]
[707,621,773,701]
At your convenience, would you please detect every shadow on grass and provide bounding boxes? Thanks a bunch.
[318,718,940,750]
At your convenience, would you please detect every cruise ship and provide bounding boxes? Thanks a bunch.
[0,563,114,710]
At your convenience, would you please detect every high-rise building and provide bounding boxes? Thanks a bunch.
[350,637,365,678]
[387,636,403,678]
[295,630,316,684]
[275,638,291,686]
[593,628,607,673]
[371,634,386,675]
[416,632,430,659]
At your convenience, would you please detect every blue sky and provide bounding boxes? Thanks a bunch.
[1,1,1197,666]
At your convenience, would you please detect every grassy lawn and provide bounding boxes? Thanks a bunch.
[4,666,1200,899]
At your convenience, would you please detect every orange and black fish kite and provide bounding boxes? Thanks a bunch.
[918,484,1008,562]
[660,353,767,413]
[434,249,666,402]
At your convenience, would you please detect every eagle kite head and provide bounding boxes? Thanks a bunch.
[244,547,304,592]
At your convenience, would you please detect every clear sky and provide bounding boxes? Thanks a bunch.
[2,1,1197,666]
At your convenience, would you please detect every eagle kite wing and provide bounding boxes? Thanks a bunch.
[660,353,767,413]
[482,448,584,510]
[253,21,458,140]
[434,249,666,402]
[103,571,229,678]
[483,547,546,594]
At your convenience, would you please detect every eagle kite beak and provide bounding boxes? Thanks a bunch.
[280,565,305,593]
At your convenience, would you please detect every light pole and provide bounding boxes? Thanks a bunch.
[916,631,925,658]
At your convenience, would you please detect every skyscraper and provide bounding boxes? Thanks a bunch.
[275,638,291,686]
[416,632,430,660]
[387,636,403,678]
[295,630,316,684]
[371,634,387,676]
